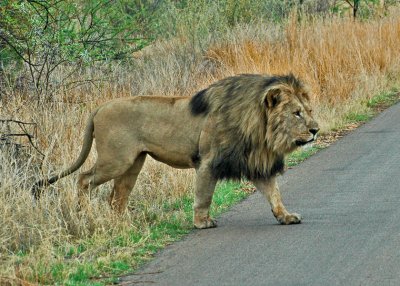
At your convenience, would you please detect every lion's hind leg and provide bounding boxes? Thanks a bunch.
[108,153,147,213]
[254,178,302,225]
[77,156,137,211]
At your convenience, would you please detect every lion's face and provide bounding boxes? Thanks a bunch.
[267,89,319,153]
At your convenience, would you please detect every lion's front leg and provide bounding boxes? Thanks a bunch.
[253,178,301,225]
[193,163,218,229]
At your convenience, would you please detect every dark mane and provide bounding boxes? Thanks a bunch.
[189,74,307,180]
[190,89,209,115]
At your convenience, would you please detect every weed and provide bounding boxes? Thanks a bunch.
[287,146,322,167]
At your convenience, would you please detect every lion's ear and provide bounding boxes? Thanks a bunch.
[264,88,281,109]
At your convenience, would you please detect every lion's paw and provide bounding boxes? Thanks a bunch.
[194,217,218,229]
[275,212,302,225]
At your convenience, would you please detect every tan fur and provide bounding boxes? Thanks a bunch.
[33,74,319,228]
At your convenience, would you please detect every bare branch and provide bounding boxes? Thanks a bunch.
[344,0,354,8]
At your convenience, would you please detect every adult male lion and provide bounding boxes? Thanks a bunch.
[33,74,319,229]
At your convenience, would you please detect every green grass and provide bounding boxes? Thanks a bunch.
[346,88,399,124]
[211,181,247,216]
[367,88,399,108]
[287,145,323,167]
[345,112,374,123]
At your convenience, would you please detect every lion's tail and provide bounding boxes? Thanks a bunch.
[31,109,98,199]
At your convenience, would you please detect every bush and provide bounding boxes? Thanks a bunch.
[0,0,154,99]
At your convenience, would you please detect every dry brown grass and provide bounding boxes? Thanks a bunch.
[1,10,400,284]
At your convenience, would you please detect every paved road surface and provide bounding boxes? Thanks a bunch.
[121,103,400,286]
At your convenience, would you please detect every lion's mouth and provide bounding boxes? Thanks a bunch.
[295,138,315,146]
[295,132,318,146]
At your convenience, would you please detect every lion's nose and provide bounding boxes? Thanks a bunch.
[309,128,319,135]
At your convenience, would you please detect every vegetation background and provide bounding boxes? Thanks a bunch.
[1,0,400,285]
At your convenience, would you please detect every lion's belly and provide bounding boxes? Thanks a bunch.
[147,150,194,169]
[144,133,201,169]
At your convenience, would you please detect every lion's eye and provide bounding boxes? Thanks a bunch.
[294,111,302,118]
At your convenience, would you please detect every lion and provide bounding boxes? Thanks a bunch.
[32,73,319,229]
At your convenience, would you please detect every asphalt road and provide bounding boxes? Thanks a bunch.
[120,103,400,286]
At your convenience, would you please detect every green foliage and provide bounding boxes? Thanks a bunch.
[331,0,386,19]
[153,0,299,38]
[0,0,154,99]
[0,0,151,62]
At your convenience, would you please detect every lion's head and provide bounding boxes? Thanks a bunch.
[263,75,319,153]
[190,73,319,181]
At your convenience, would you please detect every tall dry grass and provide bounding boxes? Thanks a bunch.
[1,10,400,284]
